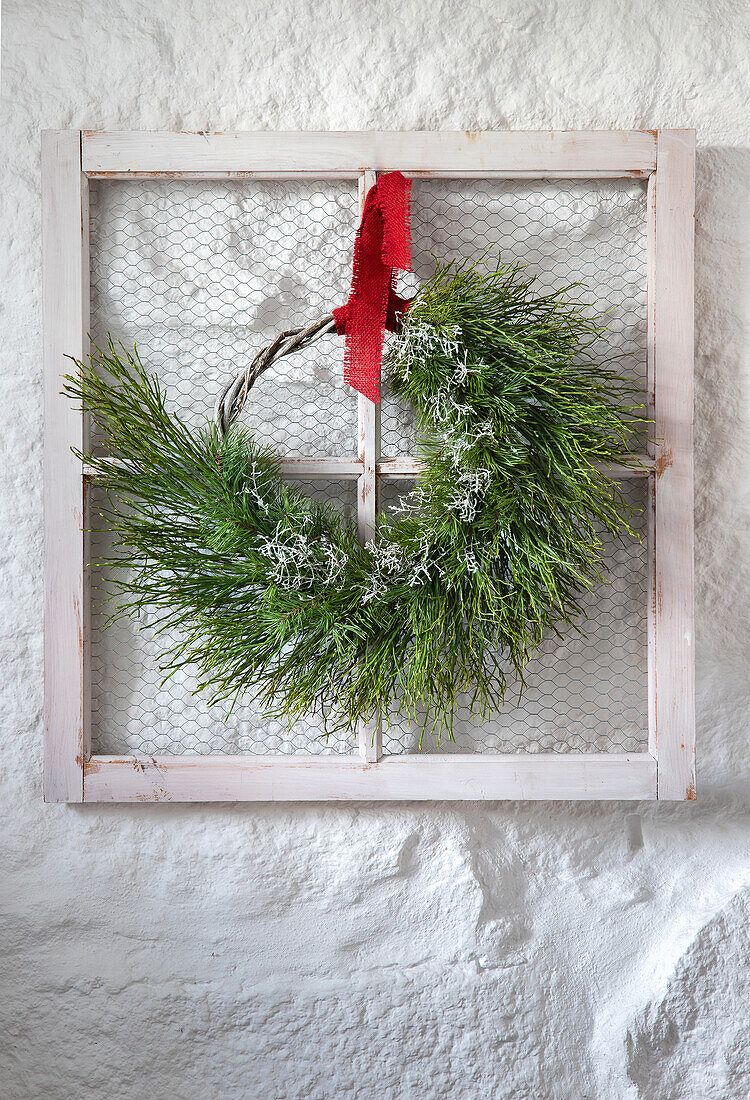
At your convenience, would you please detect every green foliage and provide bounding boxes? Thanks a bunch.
[64,257,644,740]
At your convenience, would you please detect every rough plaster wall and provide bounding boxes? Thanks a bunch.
[1,0,749,1096]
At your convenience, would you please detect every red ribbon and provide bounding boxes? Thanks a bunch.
[333,171,413,404]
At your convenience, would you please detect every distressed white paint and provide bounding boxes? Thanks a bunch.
[2,0,749,1096]
[48,136,683,801]
[42,130,89,802]
[650,130,696,799]
[83,752,656,802]
[355,169,383,763]
[82,129,658,177]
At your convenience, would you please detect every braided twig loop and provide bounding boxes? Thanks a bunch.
[214,315,337,437]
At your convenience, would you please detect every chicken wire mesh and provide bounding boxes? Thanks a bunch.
[88,174,649,757]
[89,179,358,453]
[379,478,648,755]
[89,478,358,756]
[382,177,648,456]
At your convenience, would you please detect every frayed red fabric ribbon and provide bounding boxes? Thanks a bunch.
[333,171,413,404]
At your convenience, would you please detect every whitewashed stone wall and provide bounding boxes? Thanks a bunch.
[2,1,748,1096]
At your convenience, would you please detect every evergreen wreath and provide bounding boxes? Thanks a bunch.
[65,258,643,740]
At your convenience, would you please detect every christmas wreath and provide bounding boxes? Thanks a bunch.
[65,252,642,741]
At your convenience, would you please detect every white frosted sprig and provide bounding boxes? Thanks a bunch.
[424,386,473,427]
[243,460,272,516]
[259,523,347,590]
[360,532,451,603]
[457,546,481,574]
[388,320,462,381]
[407,536,447,587]
[446,468,492,522]
[391,483,428,516]
[360,538,408,602]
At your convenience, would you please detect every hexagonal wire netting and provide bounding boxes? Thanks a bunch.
[89,477,358,756]
[88,175,649,756]
[89,179,360,755]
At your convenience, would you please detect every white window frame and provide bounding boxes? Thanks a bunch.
[43,130,695,802]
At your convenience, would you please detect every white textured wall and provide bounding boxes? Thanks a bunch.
[2,1,749,1096]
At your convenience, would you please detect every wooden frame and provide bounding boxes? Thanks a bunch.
[43,130,695,802]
